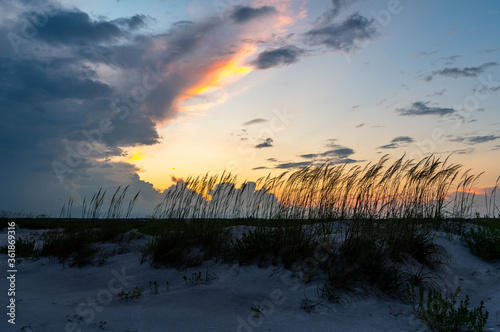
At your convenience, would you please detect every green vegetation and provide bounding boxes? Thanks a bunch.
[118,286,144,301]
[407,284,489,332]
[462,218,500,260]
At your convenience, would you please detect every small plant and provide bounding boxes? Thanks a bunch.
[118,286,144,301]
[250,305,263,317]
[184,271,203,286]
[0,237,39,259]
[205,269,218,282]
[407,283,489,332]
[183,270,218,286]
[301,297,323,313]
[149,281,159,294]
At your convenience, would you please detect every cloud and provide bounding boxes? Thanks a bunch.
[255,138,274,149]
[251,46,304,70]
[264,139,360,170]
[425,62,498,81]
[392,136,414,143]
[397,101,457,117]
[242,118,268,126]
[299,153,318,159]
[230,6,277,24]
[35,10,132,45]
[478,49,498,54]
[313,0,360,27]
[473,84,500,94]
[378,136,414,149]
[321,147,355,158]
[355,123,365,128]
[0,0,288,215]
[413,50,439,58]
[451,135,500,145]
[305,13,377,52]
[427,89,446,97]
[275,161,312,169]
[437,55,461,63]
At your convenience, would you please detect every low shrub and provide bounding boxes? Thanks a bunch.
[407,284,489,332]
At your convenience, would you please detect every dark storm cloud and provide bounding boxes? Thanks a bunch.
[242,118,268,126]
[251,46,305,70]
[35,10,126,45]
[397,101,457,117]
[113,14,150,30]
[255,138,274,149]
[0,58,112,101]
[425,62,498,81]
[230,6,277,24]
[1,0,260,215]
[305,13,377,52]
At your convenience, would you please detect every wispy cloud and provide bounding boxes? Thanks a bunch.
[427,89,446,97]
[230,6,278,24]
[242,118,268,126]
[450,135,500,145]
[255,137,274,149]
[378,136,414,149]
[413,50,439,58]
[425,62,498,81]
[275,161,312,169]
[397,101,457,117]
[305,13,377,52]
[251,46,305,70]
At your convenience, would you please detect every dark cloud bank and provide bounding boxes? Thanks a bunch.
[0,0,380,215]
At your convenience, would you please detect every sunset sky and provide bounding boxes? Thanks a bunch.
[1,0,499,216]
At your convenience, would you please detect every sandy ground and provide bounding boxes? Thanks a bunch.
[1,227,499,332]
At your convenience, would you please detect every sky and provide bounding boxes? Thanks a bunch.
[1,0,499,216]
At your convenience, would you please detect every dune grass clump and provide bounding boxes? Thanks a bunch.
[40,220,133,267]
[319,219,445,300]
[462,218,500,260]
[0,237,39,259]
[232,224,318,268]
[40,230,98,267]
[140,220,231,269]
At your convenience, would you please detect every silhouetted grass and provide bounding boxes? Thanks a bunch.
[140,220,231,269]
[232,224,318,268]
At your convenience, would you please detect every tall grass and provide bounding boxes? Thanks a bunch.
[59,186,140,219]
[149,155,495,220]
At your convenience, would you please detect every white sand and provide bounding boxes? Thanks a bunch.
[1,227,499,332]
